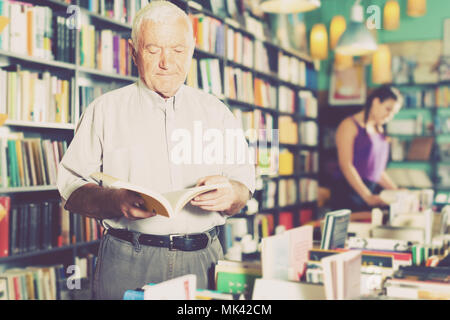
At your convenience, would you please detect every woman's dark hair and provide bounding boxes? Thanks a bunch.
[363,85,402,129]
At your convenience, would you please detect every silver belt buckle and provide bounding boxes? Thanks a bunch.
[169,234,182,251]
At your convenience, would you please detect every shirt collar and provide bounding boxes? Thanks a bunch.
[137,78,184,112]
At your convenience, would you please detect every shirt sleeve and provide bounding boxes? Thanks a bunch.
[57,101,103,201]
[220,104,256,195]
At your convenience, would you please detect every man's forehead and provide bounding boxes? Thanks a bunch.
[139,18,192,45]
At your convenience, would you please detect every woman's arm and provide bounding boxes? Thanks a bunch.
[378,171,398,190]
[335,119,386,207]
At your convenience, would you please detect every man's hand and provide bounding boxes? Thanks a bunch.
[190,175,250,216]
[112,188,157,221]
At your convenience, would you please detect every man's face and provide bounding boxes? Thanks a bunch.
[131,18,194,98]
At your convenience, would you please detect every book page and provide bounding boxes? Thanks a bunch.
[162,183,230,215]
[111,180,173,218]
[288,225,313,281]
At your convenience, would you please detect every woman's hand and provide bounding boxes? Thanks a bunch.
[363,194,388,207]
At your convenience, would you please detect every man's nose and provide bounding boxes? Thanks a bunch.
[159,49,171,69]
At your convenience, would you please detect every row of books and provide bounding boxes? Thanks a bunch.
[300,121,318,146]
[0,264,67,300]
[190,14,225,56]
[299,178,318,202]
[0,198,103,257]
[79,25,135,76]
[400,88,439,108]
[298,91,318,118]
[0,135,67,188]
[0,66,72,124]
[226,27,253,68]
[278,178,297,207]
[278,149,319,175]
[278,86,296,114]
[232,108,274,143]
[0,1,68,61]
[256,179,276,210]
[79,0,149,25]
[278,52,308,87]
[186,58,223,97]
[224,66,253,103]
[0,253,99,300]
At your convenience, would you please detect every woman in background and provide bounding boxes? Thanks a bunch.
[331,85,403,212]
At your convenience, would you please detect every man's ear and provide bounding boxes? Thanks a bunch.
[128,39,137,65]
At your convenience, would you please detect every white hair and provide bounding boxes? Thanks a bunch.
[131,0,194,48]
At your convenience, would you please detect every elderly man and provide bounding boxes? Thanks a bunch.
[57,1,255,300]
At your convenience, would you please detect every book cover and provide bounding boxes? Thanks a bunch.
[0,196,10,257]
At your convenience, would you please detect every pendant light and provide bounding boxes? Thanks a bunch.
[407,0,426,17]
[335,0,378,56]
[372,44,392,84]
[334,53,353,70]
[330,15,346,50]
[384,0,400,30]
[260,0,321,14]
[310,23,328,60]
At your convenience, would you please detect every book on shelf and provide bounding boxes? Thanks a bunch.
[261,225,313,281]
[0,132,67,188]
[0,65,72,124]
[0,264,67,300]
[298,91,317,118]
[190,13,225,56]
[0,196,10,257]
[254,40,271,74]
[320,209,351,250]
[253,213,275,240]
[299,178,317,202]
[253,78,276,109]
[186,57,198,89]
[300,121,318,146]
[254,179,276,210]
[78,0,148,25]
[278,149,294,176]
[79,25,135,76]
[297,150,318,173]
[224,66,253,103]
[226,27,253,68]
[321,250,362,300]
[198,58,222,97]
[278,211,294,230]
[1,198,103,257]
[435,85,450,108]
[90,172,229,218]
[278,116,298,145]
[278,86,295,113]
[278,178,296,207]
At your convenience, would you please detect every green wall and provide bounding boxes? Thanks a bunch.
[304,0,450,90]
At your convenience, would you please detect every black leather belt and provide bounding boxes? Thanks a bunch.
[107,226,220,252]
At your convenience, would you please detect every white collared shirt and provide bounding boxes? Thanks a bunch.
[57,80,255,235]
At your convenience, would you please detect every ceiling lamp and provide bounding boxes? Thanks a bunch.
[330,16,346,50]
[407,0,426,17]
[334,53,353,70]
[260,0,321,14]
[310,23,328,60]
[335,0,378,56]
[384,0,400,30]
[372,44,392,84]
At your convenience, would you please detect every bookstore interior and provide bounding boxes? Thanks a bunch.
[0,0,449,302]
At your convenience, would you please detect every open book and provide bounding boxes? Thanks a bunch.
[90,172,230,218]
